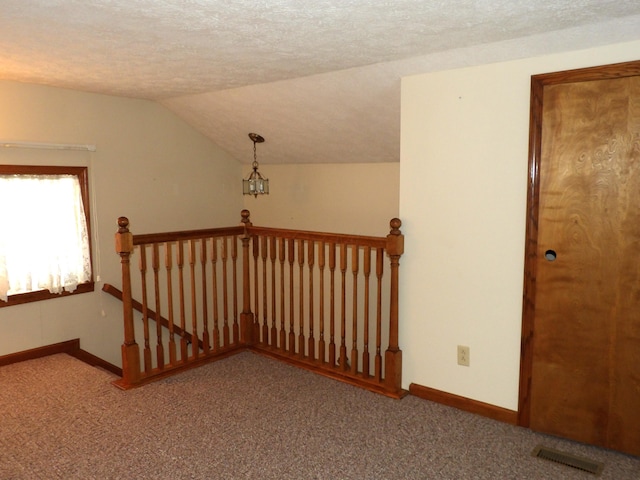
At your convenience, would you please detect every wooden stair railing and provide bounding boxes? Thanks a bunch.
[112,210,405,398]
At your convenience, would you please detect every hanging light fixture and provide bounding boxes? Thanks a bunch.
[243,133,269,197]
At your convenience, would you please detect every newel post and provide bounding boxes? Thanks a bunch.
[385,218,404,393]
[115,217,141,386]
[239,210,255,346]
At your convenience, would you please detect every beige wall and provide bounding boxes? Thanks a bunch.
[0,81,243,365]
[242,162,400,237]
[400,40,640,410]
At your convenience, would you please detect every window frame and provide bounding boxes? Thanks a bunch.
[0,164,95,307]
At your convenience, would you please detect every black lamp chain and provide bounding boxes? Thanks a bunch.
[253,140,259,170]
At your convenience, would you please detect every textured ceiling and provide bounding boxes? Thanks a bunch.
[1,1,639,164]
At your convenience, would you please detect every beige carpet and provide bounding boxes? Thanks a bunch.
[1,352,638,479]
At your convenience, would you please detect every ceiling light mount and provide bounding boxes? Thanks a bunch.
[248,133,264,144]
[243,133,269,197]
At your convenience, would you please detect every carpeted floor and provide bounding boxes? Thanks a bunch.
[1,352,638,479]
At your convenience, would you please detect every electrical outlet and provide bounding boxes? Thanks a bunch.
[457,345,470,366]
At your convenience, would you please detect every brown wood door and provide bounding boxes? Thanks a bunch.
[519,61,640,457]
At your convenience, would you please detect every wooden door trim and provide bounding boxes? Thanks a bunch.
[517,59,640,427]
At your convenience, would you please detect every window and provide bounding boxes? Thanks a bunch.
[0,165,94,306]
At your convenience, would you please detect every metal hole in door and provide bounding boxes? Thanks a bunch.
[545,250,557,262]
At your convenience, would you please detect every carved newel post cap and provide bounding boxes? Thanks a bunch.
[389,218,402,235]
[118,216,130,233]
[241,209,251,224]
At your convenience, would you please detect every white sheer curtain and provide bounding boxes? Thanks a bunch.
[0,174,92,302]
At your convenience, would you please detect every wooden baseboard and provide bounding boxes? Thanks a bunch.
[70,349,122,377]
[0,339,81,367]
[409,382,518,425]
[0,339,121,377]
[250,347,409,399]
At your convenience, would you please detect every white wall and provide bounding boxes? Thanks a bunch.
[0,81,243,365]
[400,40,640,410]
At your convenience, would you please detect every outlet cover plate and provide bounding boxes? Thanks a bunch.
[457,345,470,366]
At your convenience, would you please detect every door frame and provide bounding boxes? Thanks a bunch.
[517,59,640,427]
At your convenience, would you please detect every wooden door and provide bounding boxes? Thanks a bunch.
[519,61,640,457]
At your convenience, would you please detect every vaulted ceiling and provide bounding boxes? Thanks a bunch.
[1,1,639,164]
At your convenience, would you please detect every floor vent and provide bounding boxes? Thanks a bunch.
[532,445,604,476]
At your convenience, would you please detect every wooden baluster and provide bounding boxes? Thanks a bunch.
[339,243,348,371]
[115,217,140,385]
[350,245,359,375]
[288,238,296,355]
[270,236,277,348]
[261,235,268,344]
[152,243,164,369]
[252,235,260,342]
[211,237,220,351]
[318,241,326,364]
[328,242,336,366]
[177,240,189,362]
[231,235,238,346]
[362,246,371,378]
[177,240,188,362]
[139,244,152,373]
[375,247,383,382]
[239,210,254,346]
[385,218,404,392]
[308,240,315,361]
[189,239,199,359]
[165,243,177,366]
[279,237,286,351]
[298,239,305,359]
[222,236,230,348]
[200,239,210,354]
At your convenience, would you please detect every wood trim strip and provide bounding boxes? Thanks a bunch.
[0,281,95,308]
[409,382,518,425]
[0,339,121,377]
[0,339,81,367]
[112,346,244,390]
[70,349,122,377]
[252,345,409,399]
[532,60,640,86]
[517,71,544,428]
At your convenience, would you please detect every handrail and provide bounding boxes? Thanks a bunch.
[102,283,202,349]
[245,225,387,248]
[132,226,244,245]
